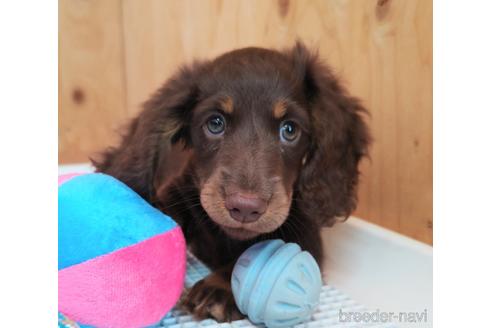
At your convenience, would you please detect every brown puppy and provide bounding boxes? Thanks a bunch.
[93,42,370,322]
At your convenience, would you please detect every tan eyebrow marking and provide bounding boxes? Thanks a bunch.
[220,96,234,114]
[273,99,287,119]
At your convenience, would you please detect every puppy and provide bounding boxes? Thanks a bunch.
[94,42,370,322]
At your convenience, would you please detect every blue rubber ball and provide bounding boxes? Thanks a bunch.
[231,239,322,327]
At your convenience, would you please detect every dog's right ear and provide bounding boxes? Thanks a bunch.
[92,62,206,201]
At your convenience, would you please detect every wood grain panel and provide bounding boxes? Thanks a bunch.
[59,0,128,163]
[59,0,432,244]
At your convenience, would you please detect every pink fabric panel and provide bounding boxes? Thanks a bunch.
[59,227,186,328]
[58,173,85,186]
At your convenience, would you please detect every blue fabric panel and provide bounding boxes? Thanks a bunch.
[59,173,176,270]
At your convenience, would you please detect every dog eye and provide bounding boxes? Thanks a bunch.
[280,121,299,143]
[205,114,226,135]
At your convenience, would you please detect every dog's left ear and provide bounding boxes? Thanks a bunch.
[289,42,371,226]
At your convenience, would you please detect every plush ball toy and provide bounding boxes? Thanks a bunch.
[58,173,186,328]
[231,239,322,328]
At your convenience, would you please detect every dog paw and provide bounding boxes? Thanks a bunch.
[181,276,244,322]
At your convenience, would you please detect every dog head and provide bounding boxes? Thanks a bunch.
[94,42,370,240]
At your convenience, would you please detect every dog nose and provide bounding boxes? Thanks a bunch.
[225,193,267,223]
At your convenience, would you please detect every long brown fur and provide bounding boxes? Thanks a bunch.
[93,42,370,321]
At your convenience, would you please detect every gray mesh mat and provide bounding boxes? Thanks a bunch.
[158,253,397,328]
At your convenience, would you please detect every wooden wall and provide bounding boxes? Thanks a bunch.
[59,0,433,244]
